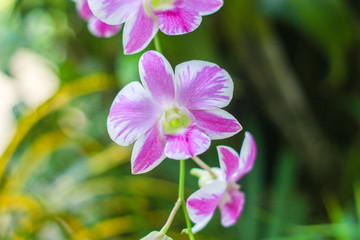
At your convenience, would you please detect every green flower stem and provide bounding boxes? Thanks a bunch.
[154,35,163,54]
[179,160,195,240]
[159,160,195,239]
[182,199,195,239]
[192,156,217,179]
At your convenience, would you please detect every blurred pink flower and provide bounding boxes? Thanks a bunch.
[107,50,241,174]
[88,0,223,54]
[186,132,256,232]
[74,0,122,38]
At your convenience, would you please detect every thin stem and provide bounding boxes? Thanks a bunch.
[192,156,217,179]
[182,200,195,240]
[161,199,182,234]
[179,160,185,199]
[179,160,195,240]
[154,35,163,54]
[54,216,74,238]
[159,160,195,238]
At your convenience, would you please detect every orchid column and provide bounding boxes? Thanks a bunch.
[73,0,257,239]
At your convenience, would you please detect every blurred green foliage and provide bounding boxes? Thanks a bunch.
[0,0,360,239]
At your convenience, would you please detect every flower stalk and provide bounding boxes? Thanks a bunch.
[179,160,195,240]
[159,160,195,239]
[192,156,217,179]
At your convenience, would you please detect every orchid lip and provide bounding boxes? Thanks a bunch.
[162,108,191,135]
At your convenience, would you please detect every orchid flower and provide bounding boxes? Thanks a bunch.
[186,132,257,232]
[87,0,223,54]
[107,50,242,174]
[74,0,122,38]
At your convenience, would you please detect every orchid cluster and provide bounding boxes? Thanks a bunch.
[73,0,257,239]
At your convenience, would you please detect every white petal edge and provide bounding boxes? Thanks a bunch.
[88,0,142,25]
[131,124,166,174]
[187,180,226,233]
[107,81,161,146]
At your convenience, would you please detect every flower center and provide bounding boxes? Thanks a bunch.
[150,0,176,11]
[218,182,241,208]
[143,0,154,15]
[162,108,191,135]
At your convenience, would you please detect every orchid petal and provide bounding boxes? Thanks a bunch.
[107,82,162,146]
[164,126,210,160]
[184,0,223,16]
[131,124,166,174]
[76,0,93,20]
[191,109,242,140]
[175,60,233,110]
[234,132,257,181]
[139,51,175,106]
[219,189,245,227]
[217,146,240,182]
[187,180,226,233]
[157,6,201,35]
[88,17,122,38]
[123,5,159,54]
[88,0,142,25]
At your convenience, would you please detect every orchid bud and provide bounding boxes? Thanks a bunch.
[140,231,173,240]
[190,168,221,188]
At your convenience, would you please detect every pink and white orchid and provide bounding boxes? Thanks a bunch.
[87,0,224,54]
[107,50,241,174]
[74,0,122,38]
[186,132,257,232]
